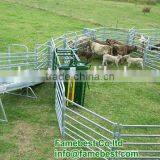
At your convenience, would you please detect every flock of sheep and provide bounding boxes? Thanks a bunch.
[72,37,144,69]
[68,34,160,69]
[90,40,143,68]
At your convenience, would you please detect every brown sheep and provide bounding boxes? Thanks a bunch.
[113,45,137,56]
[142,7,151,14]
[106,39,123,46]
[94,39,123,46]
[77,43,93,62]
[93,39,137,56]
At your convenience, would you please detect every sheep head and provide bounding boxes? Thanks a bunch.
[123,55,130,59]
[132,46,138,52]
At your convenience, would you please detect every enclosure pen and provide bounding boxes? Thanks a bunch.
[52,27,160,159]
[0,27,160,159]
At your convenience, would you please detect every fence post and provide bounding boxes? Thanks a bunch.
[62,94,66,138]
[56,68,66,138]
[127,28,131,45]
[92,29,96,40]
[83,28,88,37]
[26,49,29,69]
[113,123,121,140]
[51,39,56,71]
[63,35,67,49]
[112,123,122,153]
[0,98,8,122]
[47,41,52,69]
[102,27,106,41]
[108,123,121,160]
[7,47,11,70]
[127,28,136,45]
[62,80,66,139]
[34,45,38,70]
[143,37,151,68]
[74,32,78,49]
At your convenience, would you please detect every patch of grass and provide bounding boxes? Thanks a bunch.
[111,0,159,5]
[3,0,160,29]
[85,81,160,125]
[0,83,57,160]
[0,1,94,50]
[0,140,17,154]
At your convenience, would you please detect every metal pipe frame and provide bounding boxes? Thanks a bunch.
[0,98,8,122]
[1,27,159,158]
[53,27,160,159]
[6,87,37,99]
[65,107,114,135]
[65,114,112,142]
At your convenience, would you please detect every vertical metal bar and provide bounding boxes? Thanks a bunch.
[144,37,150,68]
[74,32,79,49]
[7,47,11,69]
[34,45,38,69]
[103,27,106,41]
[127,28,131,45]
[63,35,67,49]
[0,98,8,122]
[62,82,66,138]
[26,51,29,69]
[47,42,52,69]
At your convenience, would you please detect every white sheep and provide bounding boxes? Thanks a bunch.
[90,41,112,56]
[123,55,143,69]
[102,54,122,67]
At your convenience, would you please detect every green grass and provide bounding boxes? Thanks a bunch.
[0,1,94,50]
[85,82,160,124]
[0,0,160,159]
[110,0,159,5]
[0,83,56,160]
[3,0,160,29]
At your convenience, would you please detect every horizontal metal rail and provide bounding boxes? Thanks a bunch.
[8,44,29,53]
[0,58,35,63]
[0,54,35,58]
[65,122,111,150]
[65,107,114,135]
[124,142,160,145]
[66,98,116,126]
[65,114,112,142]
[122,124,160,128]
[121,134,160,138]
[0,62,36,68]
[138,150,160,153]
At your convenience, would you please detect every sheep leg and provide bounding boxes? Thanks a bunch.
[115,60,119,68]
[105,61,108,66]
[102,59,106,66]
[140,62,144,69]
